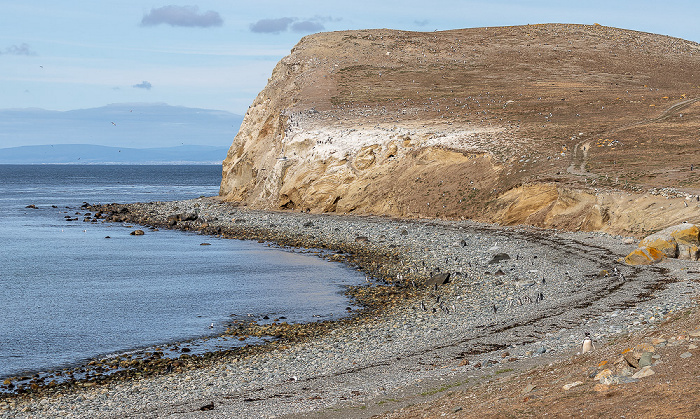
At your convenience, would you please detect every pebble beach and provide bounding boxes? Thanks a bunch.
[2,197,699,418]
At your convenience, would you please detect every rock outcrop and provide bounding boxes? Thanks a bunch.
[625,223,700,264]
[220,24,700,236]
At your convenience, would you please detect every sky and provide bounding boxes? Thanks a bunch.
[1,1,699,132]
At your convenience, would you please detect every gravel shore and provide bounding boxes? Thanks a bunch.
[2,197,699,418]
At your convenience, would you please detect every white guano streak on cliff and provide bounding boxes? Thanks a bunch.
[280,125,505,161]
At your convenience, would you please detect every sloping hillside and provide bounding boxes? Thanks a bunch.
[220,24,700,236]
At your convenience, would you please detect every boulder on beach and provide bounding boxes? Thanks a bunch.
[425,273,450,288]
[167,212,199,226]
[638,235,677,258]
[624,247,665,265]
[625,223,700,264]
[488,253,511,264]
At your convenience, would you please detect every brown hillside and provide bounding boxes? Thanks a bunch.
[220,24,700,235]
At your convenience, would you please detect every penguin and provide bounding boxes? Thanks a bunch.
[420,300,427,311]
[581,332,595,354]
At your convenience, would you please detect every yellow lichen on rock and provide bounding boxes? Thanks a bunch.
[638,236,678,258]
[670,224,700,245]
[625,223,700,264]
[624,247,665,265]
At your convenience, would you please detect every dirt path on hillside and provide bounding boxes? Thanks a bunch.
[567,97,700,176]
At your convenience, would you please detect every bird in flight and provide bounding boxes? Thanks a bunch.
[111,122,116,126]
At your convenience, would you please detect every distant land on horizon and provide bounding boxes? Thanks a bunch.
[0,144,230,165]
[0,103,244,151]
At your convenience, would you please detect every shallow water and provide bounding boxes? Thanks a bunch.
[0,165,363,378]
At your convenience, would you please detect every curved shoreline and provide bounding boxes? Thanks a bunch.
[2,197,699,418]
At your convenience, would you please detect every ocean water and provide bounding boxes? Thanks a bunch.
[0,165,363,379]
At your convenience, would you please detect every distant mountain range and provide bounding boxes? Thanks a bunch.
[0,103,243,162]
[0,144,230,164]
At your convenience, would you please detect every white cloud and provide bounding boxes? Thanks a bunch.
[250,16,339,34]
[290,20,325,33]
[141,5,223,28]
[249,17,295,34]
[1,43,36,56]
[132,81,152,90]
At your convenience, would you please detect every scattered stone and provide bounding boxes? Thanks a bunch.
[425,273,450,288]
[638,352,653,368]
[600,375,620,385]
[635,343,655,353]
[632,366,655,379]
[25,204,38,209]
[521,383,536,394]
[680,352,692,359]
[488,253,511,264]
[594,369,613,381]
[623,352,639,369]
[199,402,214,411]
[130,230,145,236]
[618,366,635,377]
[200,243,211,246]
[562,381,583,391]
[688,344,698,350]
[593,383,610,392]
[181,213,198,222]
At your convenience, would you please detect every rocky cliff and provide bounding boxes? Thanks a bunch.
[221,24,700,236]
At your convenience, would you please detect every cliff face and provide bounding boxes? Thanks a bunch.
[221,24,700,235]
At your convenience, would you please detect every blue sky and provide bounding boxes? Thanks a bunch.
[1,1,699,116]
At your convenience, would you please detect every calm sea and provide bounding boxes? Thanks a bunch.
[0,165,362,379]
